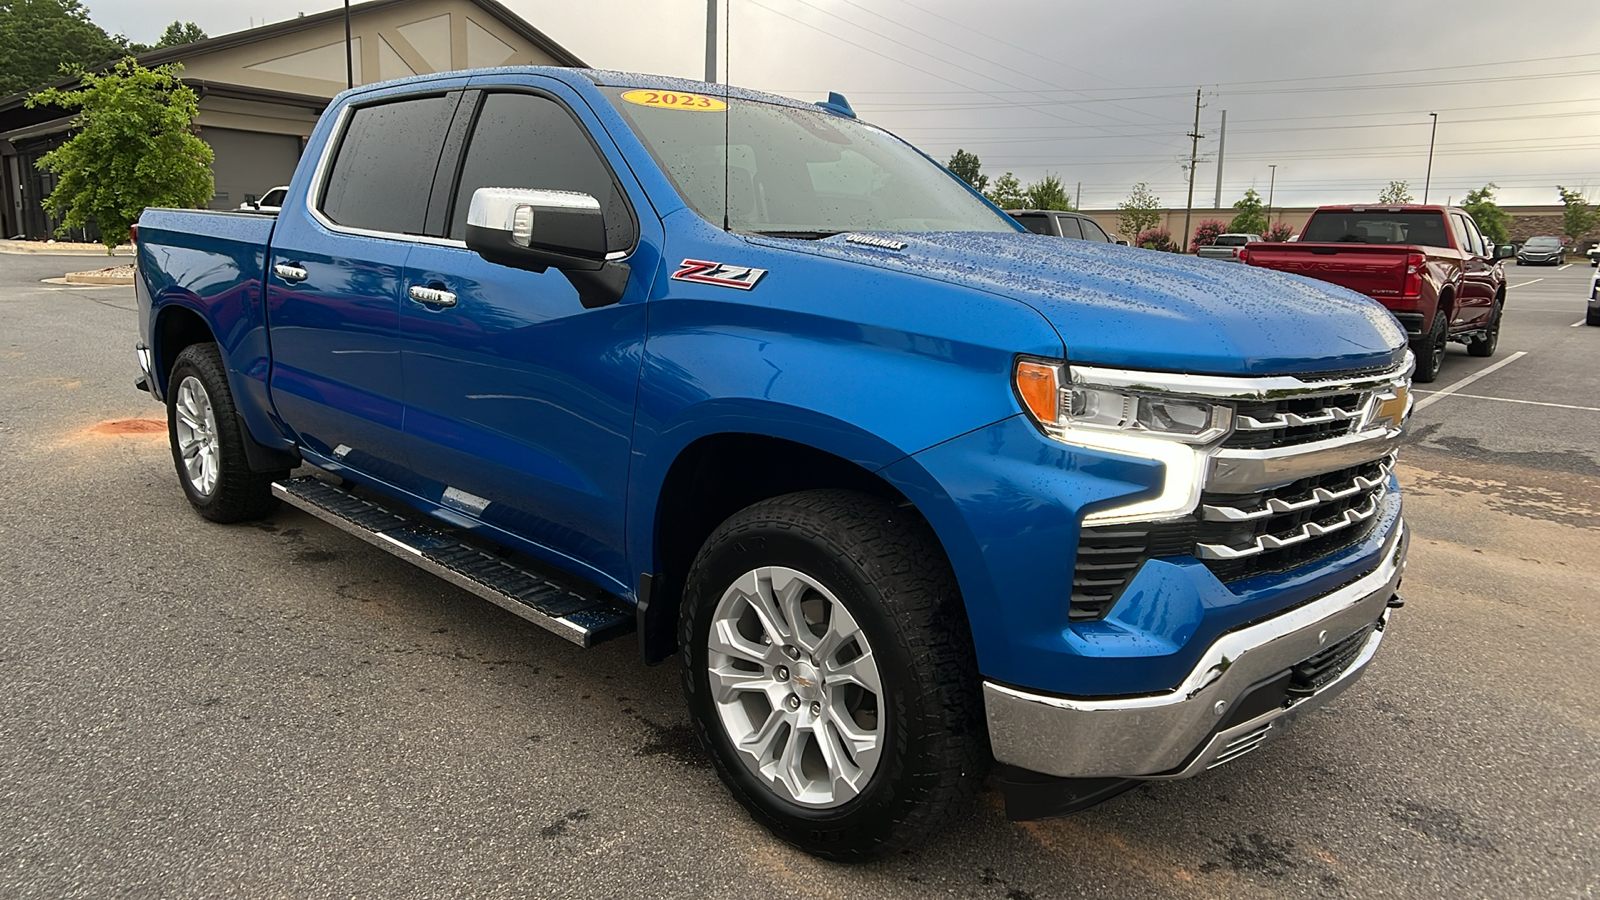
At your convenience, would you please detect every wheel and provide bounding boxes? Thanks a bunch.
[1588,306,1600,326]
[680,490,983,861]
[1467,298,1502,357]
[1410,311,1448,383]
[167,343,283,522]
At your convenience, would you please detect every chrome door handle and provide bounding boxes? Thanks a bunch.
[273,263,308,283]
[408,285,457,307]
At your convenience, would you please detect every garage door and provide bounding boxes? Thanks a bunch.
[202,128,303,210]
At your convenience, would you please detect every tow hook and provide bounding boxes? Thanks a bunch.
[1386,594,1405,609]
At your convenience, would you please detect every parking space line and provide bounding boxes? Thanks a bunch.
[1413,351,1528,412]
[1573,319,1588,327]
[1558,263,1573,271]
[1409,390,1600,412]
[1509,278,1544,288]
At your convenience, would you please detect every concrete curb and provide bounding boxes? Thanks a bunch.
[0,241,133,256]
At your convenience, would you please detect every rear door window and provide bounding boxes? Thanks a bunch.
[447,91,635,251]
[1013,213,1053,235]
[320,95,457,235]
[1055,215,1083,239]
[1079,217,1111,242]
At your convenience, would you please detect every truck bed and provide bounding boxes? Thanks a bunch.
[1241,242,1418,298]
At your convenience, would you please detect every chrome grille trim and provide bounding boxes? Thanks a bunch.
[1202,456,1394,523]
[1234,401,1366,432]
[1195,487,1386,560]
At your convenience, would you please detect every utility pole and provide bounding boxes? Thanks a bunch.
[344,0,353,89]
[1182,88,1203,253]
[1213,109,1226,210]
[1267,164,1277,227]
[1075,181,1081,211]
[1423,112,1438,204]
[705,0,717,83]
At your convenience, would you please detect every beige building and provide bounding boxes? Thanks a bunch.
[0,0,583,240]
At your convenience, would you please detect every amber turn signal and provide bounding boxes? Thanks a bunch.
[1014,360,1060,423]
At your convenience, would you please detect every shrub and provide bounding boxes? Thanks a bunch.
[1264,222,1294,242]
[1192,219,1227,248]
[1136,227,1177,252]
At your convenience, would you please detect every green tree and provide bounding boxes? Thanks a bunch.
[1022,172,1073,211]
[0,0,126,95]
[1227,188,1267,236]
[985,172,1025,209]
[28,59,213,251]
[155,21,206,48]
[1117,182,1161,242]
[1378,180,1414,204]
[1556,186,1598,244]
[1460,183,1510,245]
[946,148,988,193]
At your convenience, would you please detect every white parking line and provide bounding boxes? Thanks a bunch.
[1409,390,1600,412]
[1413,351,1528,412]
[1574,319,1588,327]
[1509,278,1544,288]
[1558,263,1574,271]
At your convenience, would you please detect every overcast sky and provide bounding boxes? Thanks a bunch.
[84,0,1599,210]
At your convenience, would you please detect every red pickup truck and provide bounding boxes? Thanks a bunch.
[1240,205,1513,381]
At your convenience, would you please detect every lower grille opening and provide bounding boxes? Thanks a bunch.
[1287,622,1376,696]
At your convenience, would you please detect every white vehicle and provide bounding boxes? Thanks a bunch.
[237,186,288,214]
[1587,244,1598,267]
[1195,233,1261,261]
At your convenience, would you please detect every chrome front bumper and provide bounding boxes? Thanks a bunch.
[984,520,1407,780]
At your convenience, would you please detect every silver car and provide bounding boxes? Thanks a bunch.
[1196,233,1262,261]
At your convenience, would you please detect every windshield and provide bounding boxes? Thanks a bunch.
[1300,210,1449,247]
[1524,237,1561,249]
[602,87,1015,236]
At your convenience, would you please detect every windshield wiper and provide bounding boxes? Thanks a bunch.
[745,229,845,240]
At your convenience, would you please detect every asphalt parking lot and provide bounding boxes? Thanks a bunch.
[1,252,1596,899]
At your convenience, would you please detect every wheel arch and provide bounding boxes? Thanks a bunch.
[153,303,217,395]
[636,430,964,665]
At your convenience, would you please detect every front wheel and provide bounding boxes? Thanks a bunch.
[680,490,984,861]
[167,343,283,522]
[1411,311,1448,383]
[1467,298,1502,357]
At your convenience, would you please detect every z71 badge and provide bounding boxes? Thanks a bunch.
[671,259,768,291]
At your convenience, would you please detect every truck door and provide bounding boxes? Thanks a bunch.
[397,86,650,590]
[266,90,461,484]
[1452,212,1496,327]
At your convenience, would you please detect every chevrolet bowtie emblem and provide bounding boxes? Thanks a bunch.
[1375,386,1410,426]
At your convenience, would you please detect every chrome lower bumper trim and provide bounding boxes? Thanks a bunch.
[983,519,1406,779]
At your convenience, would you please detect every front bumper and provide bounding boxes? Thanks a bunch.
[984,518,1407,780]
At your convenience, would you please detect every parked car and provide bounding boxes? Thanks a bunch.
[1195,233,1261,261]
[1007,209,1120,243]
[1589,268,1600,325]
[134,67,1413,860]
[1586,243,1598,267]
[236,186,288,214]
[1240,205,1511,382]
[1517,235,1566,265]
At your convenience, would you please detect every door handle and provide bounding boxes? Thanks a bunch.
[408,284,457,308]
[273,263,308,284]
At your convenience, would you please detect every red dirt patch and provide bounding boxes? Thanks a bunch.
[87,418,165,435]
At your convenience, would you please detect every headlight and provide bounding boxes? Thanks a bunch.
[1014,359,1231,524]
[1014,360,1233,445]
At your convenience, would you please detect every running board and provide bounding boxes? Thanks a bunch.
[271,476,633,647]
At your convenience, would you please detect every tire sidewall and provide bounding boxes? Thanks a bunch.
[1412,311,1448,382]
[682,522,924,850]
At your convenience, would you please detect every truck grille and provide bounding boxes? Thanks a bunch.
[1068,456,1394,620]
[1223,392,1369,450]
[1287,622,1376,696]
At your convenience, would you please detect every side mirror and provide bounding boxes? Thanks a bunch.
[1494,244,1516,260]
[464,187,629,309]
[1114,238,1129,246]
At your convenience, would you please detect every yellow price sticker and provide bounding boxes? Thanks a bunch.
[621,89,727,112]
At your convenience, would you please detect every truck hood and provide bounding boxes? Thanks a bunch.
[760,231,1408,376]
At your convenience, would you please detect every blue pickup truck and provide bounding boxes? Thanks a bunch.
[134,67,1413,860]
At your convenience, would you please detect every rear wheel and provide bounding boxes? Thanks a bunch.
[1411,311,1448,383]
[167,343,283,522]
[680,490,984,861]
[1466,298,1502,357]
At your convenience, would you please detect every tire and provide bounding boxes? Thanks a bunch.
[1587,307,1600,327]
[166,343,283,522]
[680,490,984,862]
[1466,297,1502,357]
[1411,311,1448,383]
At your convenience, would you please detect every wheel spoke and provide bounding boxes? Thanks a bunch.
[772,572,815,652]
[826,703,879,755]
[707,618,775,668]
[771,721,810,799]
[735,569,792,643]
[812,718,866,793]
[707,663,774,703]
[824,649,882,694]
